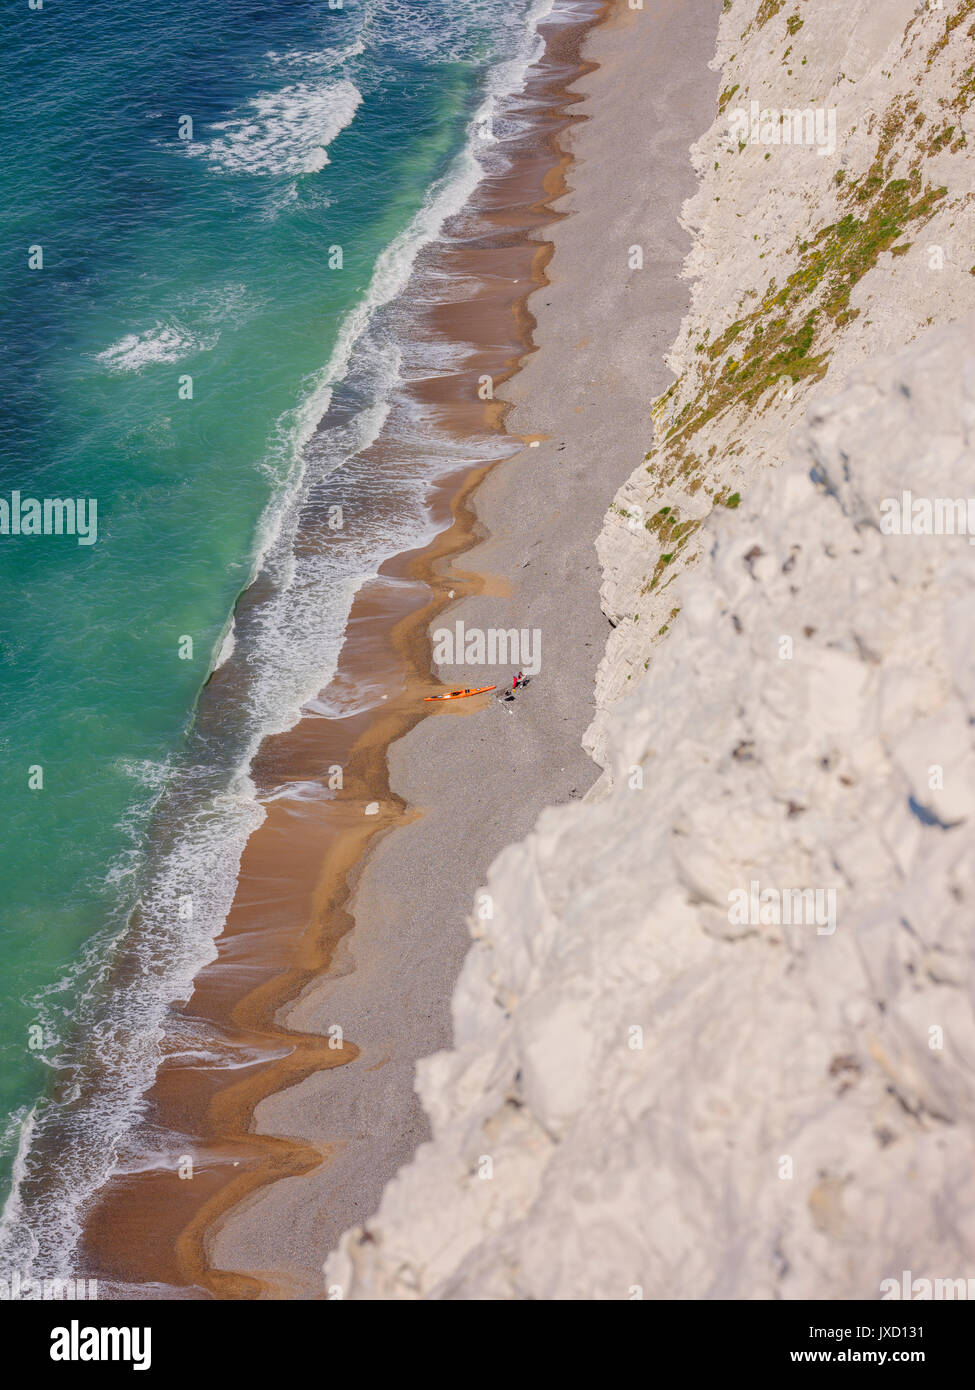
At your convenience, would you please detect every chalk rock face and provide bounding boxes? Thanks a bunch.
[328,318,975,1300]
[586,0,975,763]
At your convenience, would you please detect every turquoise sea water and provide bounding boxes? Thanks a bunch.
[0,0,557,1276]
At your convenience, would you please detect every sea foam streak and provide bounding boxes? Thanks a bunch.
[95,285,255,374]
[96,322,217,373]
[189,77,362,176]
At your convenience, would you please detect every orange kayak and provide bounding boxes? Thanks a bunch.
[424,685,497,702]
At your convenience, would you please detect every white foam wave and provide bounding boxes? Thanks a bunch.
[0,1110,39,1271]
[0,772,265,1282]
[214,619,236,671]
[94,285,256,376]
[95,321,217,373]
[189,77,362,177]
[361,0,540,63]
[115,758,174,792]
[267,35,367,70]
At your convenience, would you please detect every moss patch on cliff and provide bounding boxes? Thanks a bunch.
[641,509,703,595]
[756,0,786,28]
[927,0,975,64]
[656,170,946,469]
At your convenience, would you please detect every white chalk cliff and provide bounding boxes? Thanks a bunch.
[328,0,975,1298]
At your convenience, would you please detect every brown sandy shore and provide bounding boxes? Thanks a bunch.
[77,0,722,1298]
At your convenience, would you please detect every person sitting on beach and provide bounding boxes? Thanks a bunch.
[498,673,527,704]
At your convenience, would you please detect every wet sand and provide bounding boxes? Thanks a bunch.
[77,0,615,1298]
